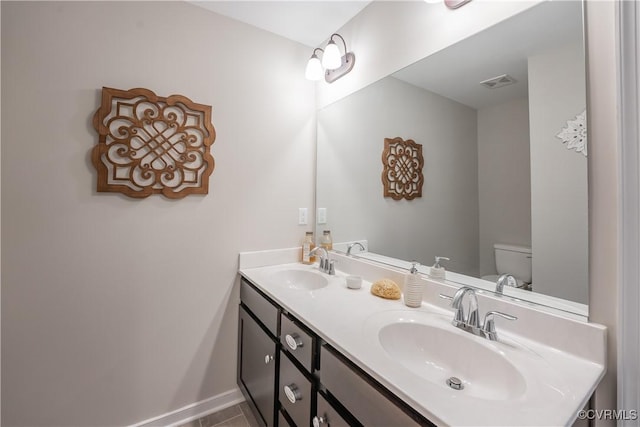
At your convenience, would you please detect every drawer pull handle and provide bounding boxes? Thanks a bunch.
[264,354,274,364]
[285,333,303,351]
[284,384,302,404]
[313,415,328,427]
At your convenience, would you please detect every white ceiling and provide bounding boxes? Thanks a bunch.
[190,1,372,47]
[189,1,584,110]
[393,1,584,109]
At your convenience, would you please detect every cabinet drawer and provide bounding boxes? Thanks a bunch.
[315,391,354,427]
[320,345,426,427]
[241,279,279,337]
[279,351,313,427]
[280,313,315,372]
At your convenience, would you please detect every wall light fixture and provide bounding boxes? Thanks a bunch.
[305,48,325,81]
[305,33,355,83]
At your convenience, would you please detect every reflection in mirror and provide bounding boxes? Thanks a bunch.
[316,1,588,316]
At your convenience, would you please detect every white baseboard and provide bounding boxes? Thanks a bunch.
[130,388,245,427]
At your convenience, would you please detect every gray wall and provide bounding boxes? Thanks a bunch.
[0,0,622,423]
[477,97,532,277]
[317,77,479,275]
[1,2,315,425]
[528,42,588,304]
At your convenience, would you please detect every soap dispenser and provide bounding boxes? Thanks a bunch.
[429,256,450,280]
[320,230,333,251]
[403,261,423,308]
[301,231,316,265]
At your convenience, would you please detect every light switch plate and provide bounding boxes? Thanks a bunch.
[298,208,308,225]
[317,208,327,224]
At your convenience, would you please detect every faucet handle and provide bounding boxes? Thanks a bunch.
[438,293,453,302]
[482,311,517,341]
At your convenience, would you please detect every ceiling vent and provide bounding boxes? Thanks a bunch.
[480,74,517,89]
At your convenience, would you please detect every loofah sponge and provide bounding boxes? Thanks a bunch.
[370,278,401,300]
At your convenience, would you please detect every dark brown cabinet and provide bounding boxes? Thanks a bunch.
[238,278,432,427]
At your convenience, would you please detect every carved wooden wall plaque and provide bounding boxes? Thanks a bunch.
[381,137,424,200]
[92,87,216,199]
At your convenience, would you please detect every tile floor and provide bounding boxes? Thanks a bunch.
[178,401,261,427]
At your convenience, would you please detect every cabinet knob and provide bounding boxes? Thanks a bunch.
[264,354,274,364]
[283,384,302,404]
[285,333,303,351]
[313,415,328,427]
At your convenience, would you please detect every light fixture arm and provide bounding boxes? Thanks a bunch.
[311,47,324,57]
[329,33,348,54]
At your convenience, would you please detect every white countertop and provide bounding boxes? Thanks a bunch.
[239,253,606,427]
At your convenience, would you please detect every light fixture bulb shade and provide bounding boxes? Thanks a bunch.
[322,41,342,70]
[305,55,324,81]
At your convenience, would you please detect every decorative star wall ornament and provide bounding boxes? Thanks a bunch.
[556,109,587,157]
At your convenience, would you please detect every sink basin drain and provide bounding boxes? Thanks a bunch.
[446,376,464,390]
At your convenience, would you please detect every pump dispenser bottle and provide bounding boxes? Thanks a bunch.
[403,262,423,308]
[320,230,333,251]
[429,256,450,279]
[301,231,316,264]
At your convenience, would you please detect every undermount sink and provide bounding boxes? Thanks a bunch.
[269,268,328,290]
[377,320,526,401]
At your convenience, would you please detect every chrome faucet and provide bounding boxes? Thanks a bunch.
[495,274,517,294]
[346,242,365,256]
[440,286,517,341]
[450,286,480,330]
[309,247,334,275]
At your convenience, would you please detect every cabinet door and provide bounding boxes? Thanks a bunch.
[239,307,277,426]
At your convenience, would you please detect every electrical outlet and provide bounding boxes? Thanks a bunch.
[298,208,308,225]
[317,208,327,224]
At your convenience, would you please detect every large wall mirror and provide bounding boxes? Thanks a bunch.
[316,1,588,317]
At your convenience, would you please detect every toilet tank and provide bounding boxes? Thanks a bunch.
[494,244,532,283]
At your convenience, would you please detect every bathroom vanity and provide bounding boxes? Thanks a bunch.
[238,276,427,427]
[237,249,606,427]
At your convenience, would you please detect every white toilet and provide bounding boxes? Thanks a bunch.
[481,243,532,289]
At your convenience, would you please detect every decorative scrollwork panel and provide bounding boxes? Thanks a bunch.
[92,87,216,199]
[381,137,424,201]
